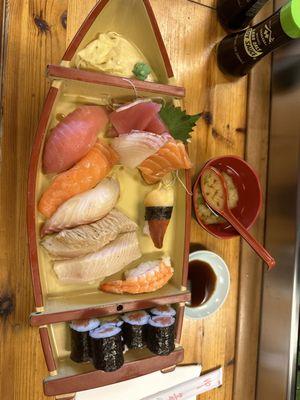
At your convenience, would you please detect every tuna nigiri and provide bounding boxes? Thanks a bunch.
[100,257,173,294]
[38,140,118,218]
[41,178,120,237]
[109,100,162,135]
[111,131,169,168]
[139,141,192,184]
[43,106,109,174]
[53,232,141,284]
[41,209,137,259]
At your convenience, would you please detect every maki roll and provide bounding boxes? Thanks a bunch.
[122,311,150,349]
[147,316,175,355]
[69,319,100,363]
[150,304,176,317]
[90,324,124,372]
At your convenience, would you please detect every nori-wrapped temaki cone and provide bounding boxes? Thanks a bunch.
[121,310,150,349]
[89,324,124,372]
[147,316,175,356]
[150,304,176,317]
[69,319,100,363]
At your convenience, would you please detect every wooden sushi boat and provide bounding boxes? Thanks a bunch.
[27,0,192,397]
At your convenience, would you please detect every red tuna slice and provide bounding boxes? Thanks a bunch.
[43,106,109,174]
[109,100,161,135]
[145,115,167,135]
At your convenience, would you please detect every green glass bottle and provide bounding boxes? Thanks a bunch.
[217,0,300,77]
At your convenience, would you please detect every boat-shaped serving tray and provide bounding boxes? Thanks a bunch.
[28,0,191,396]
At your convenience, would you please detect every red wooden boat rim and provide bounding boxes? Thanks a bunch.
[62,0,174,79]
[44,347,184,396]
[27,87,59,308]
[30,291,191,326]
[47,65,185,98]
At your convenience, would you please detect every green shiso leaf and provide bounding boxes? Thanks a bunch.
[159,104,200,144]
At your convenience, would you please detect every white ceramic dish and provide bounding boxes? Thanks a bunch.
[185,250,230,320]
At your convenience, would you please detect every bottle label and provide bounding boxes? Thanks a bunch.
[243,28,263,58]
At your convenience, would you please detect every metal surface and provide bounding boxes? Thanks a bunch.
[256,26,300,400]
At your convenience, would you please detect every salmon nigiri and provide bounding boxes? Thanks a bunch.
[139,141,192,184]
[43,106,109,174]
[100,257,173,294]
[38,140,119,218]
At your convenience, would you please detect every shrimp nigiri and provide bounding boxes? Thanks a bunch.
[38,140,119,218]
[99,257,173,294]
[139,141,192,184]
[43,106,109,174]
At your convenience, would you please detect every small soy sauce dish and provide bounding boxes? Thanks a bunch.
[185,250,230,319]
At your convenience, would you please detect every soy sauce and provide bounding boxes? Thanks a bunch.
[187,260,217,307]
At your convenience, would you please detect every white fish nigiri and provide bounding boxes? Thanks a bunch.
[41,178,120,237]
[112,131,170,168]
[53,232,141,284]
[41,209,137,259]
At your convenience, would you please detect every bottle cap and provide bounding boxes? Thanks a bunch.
[280,0,300,39]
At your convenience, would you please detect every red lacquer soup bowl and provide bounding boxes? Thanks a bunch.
[193,155,262,239]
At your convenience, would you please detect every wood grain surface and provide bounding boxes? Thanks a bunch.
[0,1,270,399]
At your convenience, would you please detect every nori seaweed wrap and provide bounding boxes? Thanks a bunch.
[69,319,100,363]
[147,316,175,355]
[150,305,176,317]
[121,311,150,349]
[89,324,124,372]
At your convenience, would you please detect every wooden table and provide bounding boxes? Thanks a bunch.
[0,1,272,399]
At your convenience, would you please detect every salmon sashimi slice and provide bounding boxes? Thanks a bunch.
[38,140,119,218]
[139,141,192,184]
[41,178,120,237]
[53,232,141,284]
[43,106,109,174]
[109,100,161,135]
[41,209,137,259]
[100,257,174,294]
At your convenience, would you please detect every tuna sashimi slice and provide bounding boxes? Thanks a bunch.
[53,231,141,284]
[43,106,109,174]
[112,131,169,168]
[145,115,167,135]
[109,100,161,135]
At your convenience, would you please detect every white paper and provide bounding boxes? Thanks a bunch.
[142,367,223,400]
[76,365,202,400]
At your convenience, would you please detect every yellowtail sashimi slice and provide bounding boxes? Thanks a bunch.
[41,178,120,237]
[53,232,141,284]
[100,257,173,294]
[41,209,137,259]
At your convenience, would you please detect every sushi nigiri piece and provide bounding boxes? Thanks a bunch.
[111,131,169,168]
[43,106,109,174]
[144,182,174,249]
[139,140,192,184]
[41,178,120,237]
[53,232,141,284]
[39,140,119,218]
[100,257,174,294]
[109,100,161,135]
[41,209,137,259]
